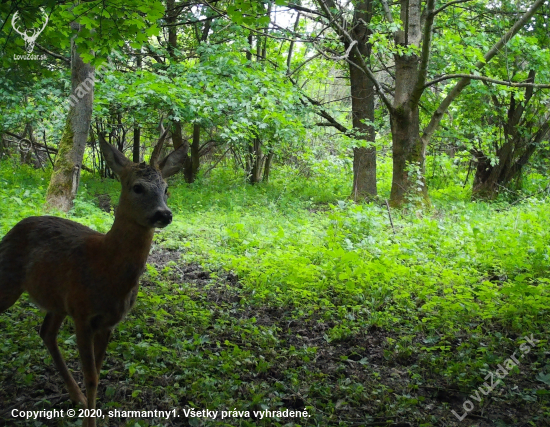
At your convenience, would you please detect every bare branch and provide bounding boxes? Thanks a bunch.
[380,0,394,22]
[433,0,476,16]
[288,52,322,77]
[286,12,301,72]
[320,95,351,105]
[145,44,165,64]
[161,15,219,27]
[292,80,350,134]
[36,43,70,64]
[287,3,327,17]
[316,109,349,133]
[425,73,550,88]
[314,39,357,60]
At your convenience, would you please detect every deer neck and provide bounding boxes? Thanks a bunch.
[103,210,154,283]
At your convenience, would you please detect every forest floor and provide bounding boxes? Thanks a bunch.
[1,248,548,427]
[1,162,549,426]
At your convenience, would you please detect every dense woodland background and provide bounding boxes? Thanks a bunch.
[1,0,550,426]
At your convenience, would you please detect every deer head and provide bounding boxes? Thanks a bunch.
[12,9,49,53]
[98,133,177,229]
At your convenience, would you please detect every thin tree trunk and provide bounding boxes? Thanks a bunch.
[0,134,7,158]
[166,0,177,58]
[247,33,253,61]
[46,29,94,211]
[19,124,32,164]
[263,151,273,182]
[286,13,300,72]
[182,17,211,183]
[169,121,197,182]
[133,50,142,164]
[245,6,272,185]
[133,125,141,163]
[248,138,263,184]
[261,3,271,60]
[183,123,201,183]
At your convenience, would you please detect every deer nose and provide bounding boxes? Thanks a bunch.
[151,209,172,227]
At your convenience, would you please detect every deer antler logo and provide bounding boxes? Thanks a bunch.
[11,9,49,53]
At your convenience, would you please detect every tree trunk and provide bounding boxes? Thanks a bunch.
[248,138,263,184]
[389,1,426,207]
[389,102,426,206]
[472,152,498,199]
[171,121,201,184]
[164,4,207,183]
[349,51,376,199]
[349,0,376,200]
[46,31,94,211]
[172,120,189,150]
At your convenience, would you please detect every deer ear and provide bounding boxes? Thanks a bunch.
[98,132,131,176]
[159,145,187,179]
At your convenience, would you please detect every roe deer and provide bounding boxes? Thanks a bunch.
[0,134,179,427]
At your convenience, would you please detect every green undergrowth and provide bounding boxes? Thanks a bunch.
[1,158,549,426]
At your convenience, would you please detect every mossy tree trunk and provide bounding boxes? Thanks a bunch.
[46,32,94,211]
[247,137,263,184]
[388,0,428,207]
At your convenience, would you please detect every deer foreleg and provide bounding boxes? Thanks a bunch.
[93,328,112,375]
[76,324,98,427]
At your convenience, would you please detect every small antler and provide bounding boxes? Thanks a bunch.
[150,129,170,167]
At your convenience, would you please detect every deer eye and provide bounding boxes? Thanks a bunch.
[133,184,144,194]
[165,187,169,195]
